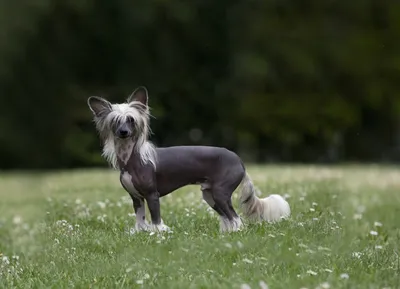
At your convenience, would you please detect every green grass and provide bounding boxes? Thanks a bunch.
[1,165,400,289]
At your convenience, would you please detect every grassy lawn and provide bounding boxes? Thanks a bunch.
[0,165,399,289]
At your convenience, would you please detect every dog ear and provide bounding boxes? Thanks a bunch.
[87,96,112,117]
[128,86,148,106]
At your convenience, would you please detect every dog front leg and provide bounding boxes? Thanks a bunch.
[145,192,171,232]
[131,196,150,232]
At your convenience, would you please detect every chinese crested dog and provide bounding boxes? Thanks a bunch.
[87,87,290,233]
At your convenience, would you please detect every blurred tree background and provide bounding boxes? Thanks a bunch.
[0,0,400,170]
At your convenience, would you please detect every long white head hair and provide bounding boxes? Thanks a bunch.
[87,86,157,170]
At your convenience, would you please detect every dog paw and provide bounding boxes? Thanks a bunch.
[149,223,171,233]
[135,221,151,231]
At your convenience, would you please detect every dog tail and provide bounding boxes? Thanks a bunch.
[238,173,291,223]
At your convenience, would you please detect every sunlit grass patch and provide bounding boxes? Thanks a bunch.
[0,165,399,288]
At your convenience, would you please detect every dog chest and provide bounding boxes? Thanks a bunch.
[120,171,142,198]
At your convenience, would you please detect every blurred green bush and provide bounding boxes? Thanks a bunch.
[0,0,399,169]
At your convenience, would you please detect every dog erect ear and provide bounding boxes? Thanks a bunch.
[128,86,148,107]
[87,96,112,117]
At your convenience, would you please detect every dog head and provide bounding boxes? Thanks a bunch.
[87,86,151,142]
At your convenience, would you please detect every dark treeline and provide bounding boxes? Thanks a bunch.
[1,0,400,169]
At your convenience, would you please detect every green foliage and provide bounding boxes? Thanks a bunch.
[1,166,400,288]
[0,1,399,168]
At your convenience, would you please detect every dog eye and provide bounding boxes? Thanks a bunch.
[127,117,135,124]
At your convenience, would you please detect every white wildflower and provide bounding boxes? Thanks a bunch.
[12,215,22,225]
[340,273,349,279]
[2,256,10,265]
[136,280,143,284]
[318,282,330,289]
[353,213,362,220]
[56,220,68,226]
[97,201,106,209]
[375,245,383,249]
[370,230,378,236]
[306,269,317,275]
[352,252,362,258]
[97,215,106,222]
[312,202,318,206]
[374,221,382,227]
[324,269,333,273]
[309,208,315,212]
[243,258,253,264]
[317,246,331,252]
[259,281,269,289]
[357,205,366,213]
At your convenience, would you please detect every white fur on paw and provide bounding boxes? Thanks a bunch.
[134,221,151,232]
[150,223,171,233]
[219,217,243,233]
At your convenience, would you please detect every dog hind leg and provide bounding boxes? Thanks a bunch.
[202,189,226,217]
[212,189,243,233]
[201,182,240,233]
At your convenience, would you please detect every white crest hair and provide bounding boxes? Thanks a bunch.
[93,99,157,170]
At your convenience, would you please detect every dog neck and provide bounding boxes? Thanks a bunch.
[113,137,157,171]
[115,138,135,168]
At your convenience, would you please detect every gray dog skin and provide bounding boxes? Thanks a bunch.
[87,87,290,233]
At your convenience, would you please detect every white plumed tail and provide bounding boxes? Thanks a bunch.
[239,173,291,222]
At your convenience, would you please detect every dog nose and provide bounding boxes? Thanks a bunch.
[118,129,129,137]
